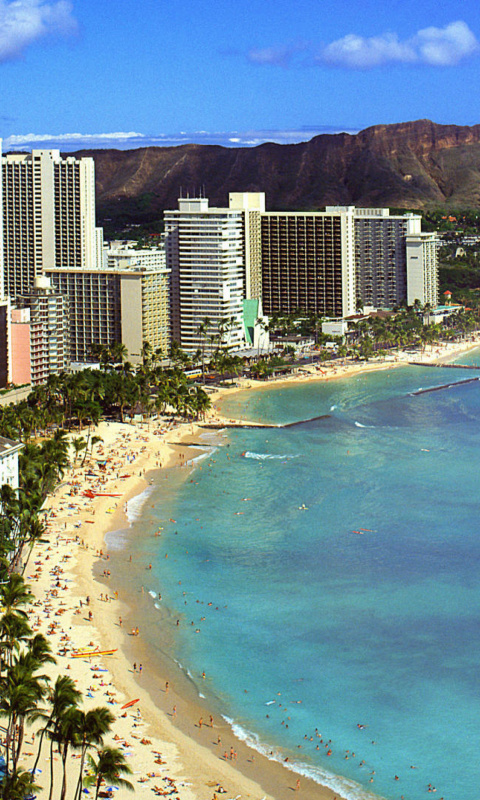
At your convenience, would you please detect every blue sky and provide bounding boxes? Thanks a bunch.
[1,0,480,150]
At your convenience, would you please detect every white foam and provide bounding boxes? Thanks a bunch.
[222,716,383,800]
[104,528,129,551]
[243,452,299,461]
[354,422,374,429]
[148,590,156,598]
[126,486,155,524]
[188,450,213,465]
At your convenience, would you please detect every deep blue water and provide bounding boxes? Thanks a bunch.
[119,355,480,800]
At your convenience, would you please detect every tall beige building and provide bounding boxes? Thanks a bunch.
[2,147,98,297]
[228,192,265,299]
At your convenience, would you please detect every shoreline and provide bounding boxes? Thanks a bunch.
[21,335,480,800]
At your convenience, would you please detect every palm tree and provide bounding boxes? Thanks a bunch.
[0,768,39,800]
[0,573,33,614]
[73,707,115,800]
[0,611,33,672]
[71,436,87,466]
[52,705,83,800]
[32,674,82,784]
[0,663,47,771]
[197,317,211,383]
[84,747,134,799]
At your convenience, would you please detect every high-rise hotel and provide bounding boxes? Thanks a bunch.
[1,146,101,297]
[165,196,255,354]
[260,208,357,318]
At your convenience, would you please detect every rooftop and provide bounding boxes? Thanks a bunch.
[0,436,23,455]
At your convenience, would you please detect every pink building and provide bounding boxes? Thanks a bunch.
[11,308,31,385]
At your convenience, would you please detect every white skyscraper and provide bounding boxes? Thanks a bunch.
[2,148,98,297]
[164,197,246,353]
[406,230,439,307]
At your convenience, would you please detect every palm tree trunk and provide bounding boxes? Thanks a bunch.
[32,719,50,778]
[60,742,69,800]
[13,718,25,769]
[74,743,88,800]
[48,737,55,800]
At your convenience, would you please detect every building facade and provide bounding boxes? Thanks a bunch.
[164,198,246,354]
[325,207,424,310]
[0,436,23,490]
[260,209,356,318]
[47,263,171,364]
[406,231,439,307]
[15,277,70,386]
[2,148,98,297]
[229,192,265,300]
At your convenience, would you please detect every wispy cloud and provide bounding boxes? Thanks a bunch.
[246,21,479,71]
[318,21,479,69]
[247,41,308,68]
[0,0,77,63]
[3,126,360,151]
[6,131,145,147]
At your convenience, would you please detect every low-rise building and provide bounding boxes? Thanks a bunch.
[0,436,23,490]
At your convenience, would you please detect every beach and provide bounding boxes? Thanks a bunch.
[20,335,480,800]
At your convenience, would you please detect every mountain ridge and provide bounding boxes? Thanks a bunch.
[70,119,480,223]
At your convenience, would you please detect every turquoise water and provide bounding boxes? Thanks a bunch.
[120,354,480,800]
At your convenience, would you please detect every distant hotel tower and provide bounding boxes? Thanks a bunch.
[1,147,102,298]
[260,209,357,318]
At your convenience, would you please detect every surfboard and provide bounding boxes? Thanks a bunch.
[121,698,140,709]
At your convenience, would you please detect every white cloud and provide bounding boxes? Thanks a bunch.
[0,0,77,63]
[6,132,144,146]
[317,20,479,69]
[4,126,360,152]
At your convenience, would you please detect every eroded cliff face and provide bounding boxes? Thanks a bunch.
[72,119,480,223]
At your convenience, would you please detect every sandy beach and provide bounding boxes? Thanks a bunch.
[19,335,480,800]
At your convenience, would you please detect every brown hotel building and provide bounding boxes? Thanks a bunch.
[260,210,356,318]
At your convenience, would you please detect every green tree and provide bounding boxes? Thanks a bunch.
[84,747,134,800]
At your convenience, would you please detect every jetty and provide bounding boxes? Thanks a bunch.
[410,376,480,396]
[200,414,331,430]
[409,361,480,370]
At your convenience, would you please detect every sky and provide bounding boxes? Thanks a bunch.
[1,0,480,151]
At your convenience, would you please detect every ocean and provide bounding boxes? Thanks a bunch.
[109,352,480,800]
